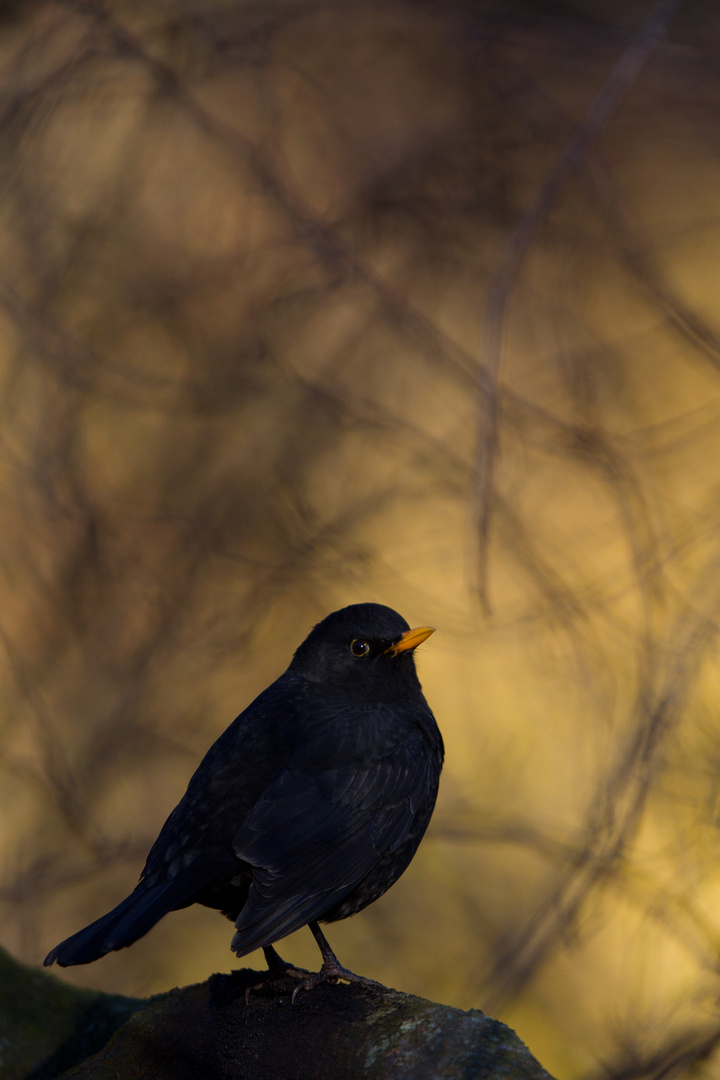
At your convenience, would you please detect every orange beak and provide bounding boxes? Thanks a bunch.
[383,626,435,657]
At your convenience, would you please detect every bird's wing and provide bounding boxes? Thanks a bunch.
[230,710,436,955]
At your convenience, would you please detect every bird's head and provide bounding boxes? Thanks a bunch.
[288,603,435,703]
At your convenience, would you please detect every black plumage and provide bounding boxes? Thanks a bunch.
[44,603,443,995]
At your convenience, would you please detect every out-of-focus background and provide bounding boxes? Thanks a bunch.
[2,0,720,1075]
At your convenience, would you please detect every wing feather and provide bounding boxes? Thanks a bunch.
[230,711,435,955]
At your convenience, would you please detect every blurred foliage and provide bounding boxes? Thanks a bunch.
[2,1,720,1077]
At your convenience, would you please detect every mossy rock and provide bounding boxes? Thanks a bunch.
[0,948,146,1080]
[1,947,556,1079]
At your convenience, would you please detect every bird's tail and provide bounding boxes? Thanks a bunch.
[44,880,183,967]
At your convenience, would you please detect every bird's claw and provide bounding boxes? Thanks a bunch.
[290,959,383,1004]
[244,965,310,1004]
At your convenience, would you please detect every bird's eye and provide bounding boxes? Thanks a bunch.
[350,639,370,657]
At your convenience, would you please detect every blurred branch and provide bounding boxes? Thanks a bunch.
[474,0,680,613]
[480,536,720,1011]
[585,1022,720,1080]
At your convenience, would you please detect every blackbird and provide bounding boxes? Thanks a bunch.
[44,603,443,997]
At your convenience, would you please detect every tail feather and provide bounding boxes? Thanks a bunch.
[44,881,186,967]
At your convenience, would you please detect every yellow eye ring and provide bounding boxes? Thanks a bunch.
[350,639,370,657]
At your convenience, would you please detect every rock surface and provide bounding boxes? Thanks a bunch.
[1,948,556,1080]
[0,948,145,1080]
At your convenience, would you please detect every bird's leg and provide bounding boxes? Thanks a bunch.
[291,922,383,1003]
[262,944,309,977]
[243,945,310,1004]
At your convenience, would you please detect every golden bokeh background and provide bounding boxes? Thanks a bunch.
[2,1,720,1076]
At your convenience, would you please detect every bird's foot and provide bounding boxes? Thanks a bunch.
[244,945,310,1004]
[291,956,383,1004]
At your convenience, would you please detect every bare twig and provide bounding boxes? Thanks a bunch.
[474,0,681,613]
